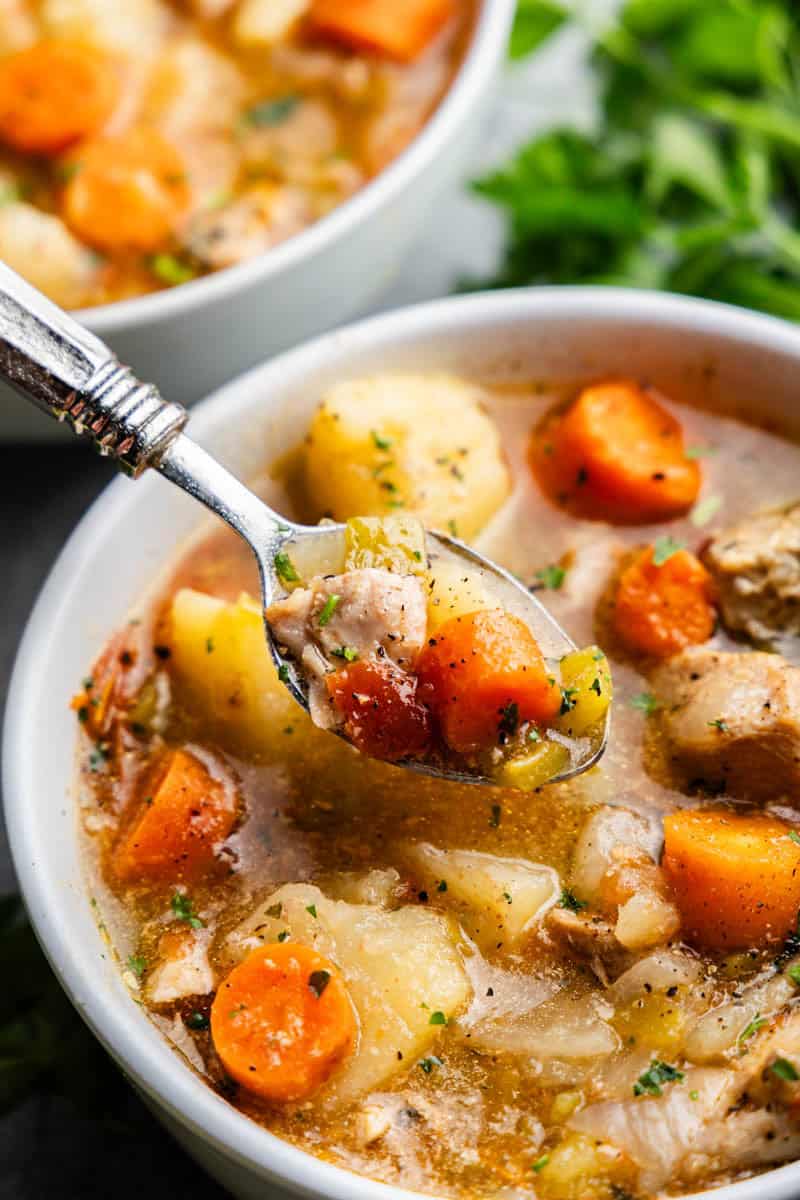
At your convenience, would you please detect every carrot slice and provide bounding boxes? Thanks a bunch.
[663,810,800,950]
[0,40,119,156]
[309,0,454,61]
[62,127,189,253]
[415,609,561,755]
[113,748,237,884]
[211,943,356,1102]
[613,544,716,658]
[327,658,433,762]
[531,380,701,524]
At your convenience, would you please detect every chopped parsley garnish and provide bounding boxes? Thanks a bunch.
[428,1011,448,1026]
[266,903,283,919]
[127,955,146,979]
[787,963,800,986]
[306,904,318,918]
[630,692,660,716]
[244,94,299,127]
[559,889,587,913]
[371,430,393,451]
[419,1055,443,1074]
[738,1013,766,1045]
[531,1155,550,1173]
[205,637,214,654]
[590,677,602,696]
[277,930,290,942]
[88,744,109,773]
[274,551,300,584]
[77,706,89,724]
[652,536,685,567]
[498,701,520,737]
[534,564,566,591]
[318,594,341,627]
[489,804,502,828]
[437,880,448,893]
[633,1060,684,1097]
[150,253,196,286]
[690,494,722,528]
[771,1057,800,1082]
[278,663,290,684]
[708,718,730,732]
[789,831,800,846]
[308,970,330,998]
[187,1011,209,1031]
[560,686,579,715]
[528,728,541,742]
[171,892,204,929]
[331,646,359,662]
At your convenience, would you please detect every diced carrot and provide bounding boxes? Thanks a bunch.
[211,942,356,1102]
[327,658,433,763]
[0,40,119,155]
[415,609,561,755]
[613,545,716,658]
[62,127,189,253]
[113,748,237,884]
[531,380,701,524]
[663,810,800,950]
[309,0,454,61]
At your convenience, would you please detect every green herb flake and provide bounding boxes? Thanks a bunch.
[535,564,567,590]
[652,536,685,567]
[771,1057,800,1082]
[318,594,341,627]
[560,686,579,715]
[308,969,330,998]
[633,1060,684,1097]
[590,676,602,696]
[428,1010,448,1026]
[789,831,800,846]
[371,430,393,451]
[171,892,205,929]
[498,701,520,737]
[419,1055,443,1074]
[708,718,730,732]
[331,645,359,662]
[277,930,290,943]
[306,904,318,918]
[127,955,147,979]
[630,692,660,716]
[559,889,588,913]
[531,1154,551,1173]
[245,94,299,127]
[738,1013,767,1045]
[690,495,722,528]
[278,663,290,684]
[205,637,214,654]
[787,963,800,986]
[437,880,448,893]
[274,551,300,584]
[187,1011,209,1030]
[150,254,196,287]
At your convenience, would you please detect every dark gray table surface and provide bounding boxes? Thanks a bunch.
[0,444,227,1199]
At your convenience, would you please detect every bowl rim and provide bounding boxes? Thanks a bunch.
[75,0,514,335]
[8,286,800,1200]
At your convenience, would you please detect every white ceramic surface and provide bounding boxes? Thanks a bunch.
[0,0,514,442]
[8,289,800,1200]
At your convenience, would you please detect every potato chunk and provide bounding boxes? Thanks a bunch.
[169,588,308,759]
[0,203,98,309]
[425,558,495,632]
[229,883,471,1104]
[303,374,510,541]
[407,844,560,952]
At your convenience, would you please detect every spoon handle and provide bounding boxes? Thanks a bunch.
[0,261,187,476]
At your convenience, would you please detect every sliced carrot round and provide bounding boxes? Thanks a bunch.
[62,127,189,252]
[0,40,119,155]
[531,379,701,524]
[663,810,800,950]
[211,943,356,1103]
[327,658,433,762]
[309,0,454,62]
[613,545,716,658]
[113,748,237,884]
[415,608,561,755]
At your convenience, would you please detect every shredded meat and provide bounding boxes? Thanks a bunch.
[652,646,800,798]
[704,502,800,646]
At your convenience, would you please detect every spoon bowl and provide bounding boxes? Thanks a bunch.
[0,260,608,786]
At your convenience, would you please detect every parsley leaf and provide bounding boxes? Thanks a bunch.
[633,1060,684,1097]
[652,536,685,566]
[771,1057,800,1082]
[171,891,205,929]
[274,550,300,584]
[419,1055,443,1073]
[738,1013,767,1045]
[318,594,341,627]
[428,1011,448,1026]
[559,888,588,913]
[510,0,567,60]
[534,563,567,590]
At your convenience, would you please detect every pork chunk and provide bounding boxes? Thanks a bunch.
[266,568,427,728]
[704,502,800,646]
[653,647,800,798]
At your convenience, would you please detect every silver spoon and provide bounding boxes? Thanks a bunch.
[0,262,608,786]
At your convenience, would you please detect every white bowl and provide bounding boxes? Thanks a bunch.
[7,288,800,1200]
[1,0,515,442]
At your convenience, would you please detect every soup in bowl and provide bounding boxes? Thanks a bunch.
[9,289,800,1200]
